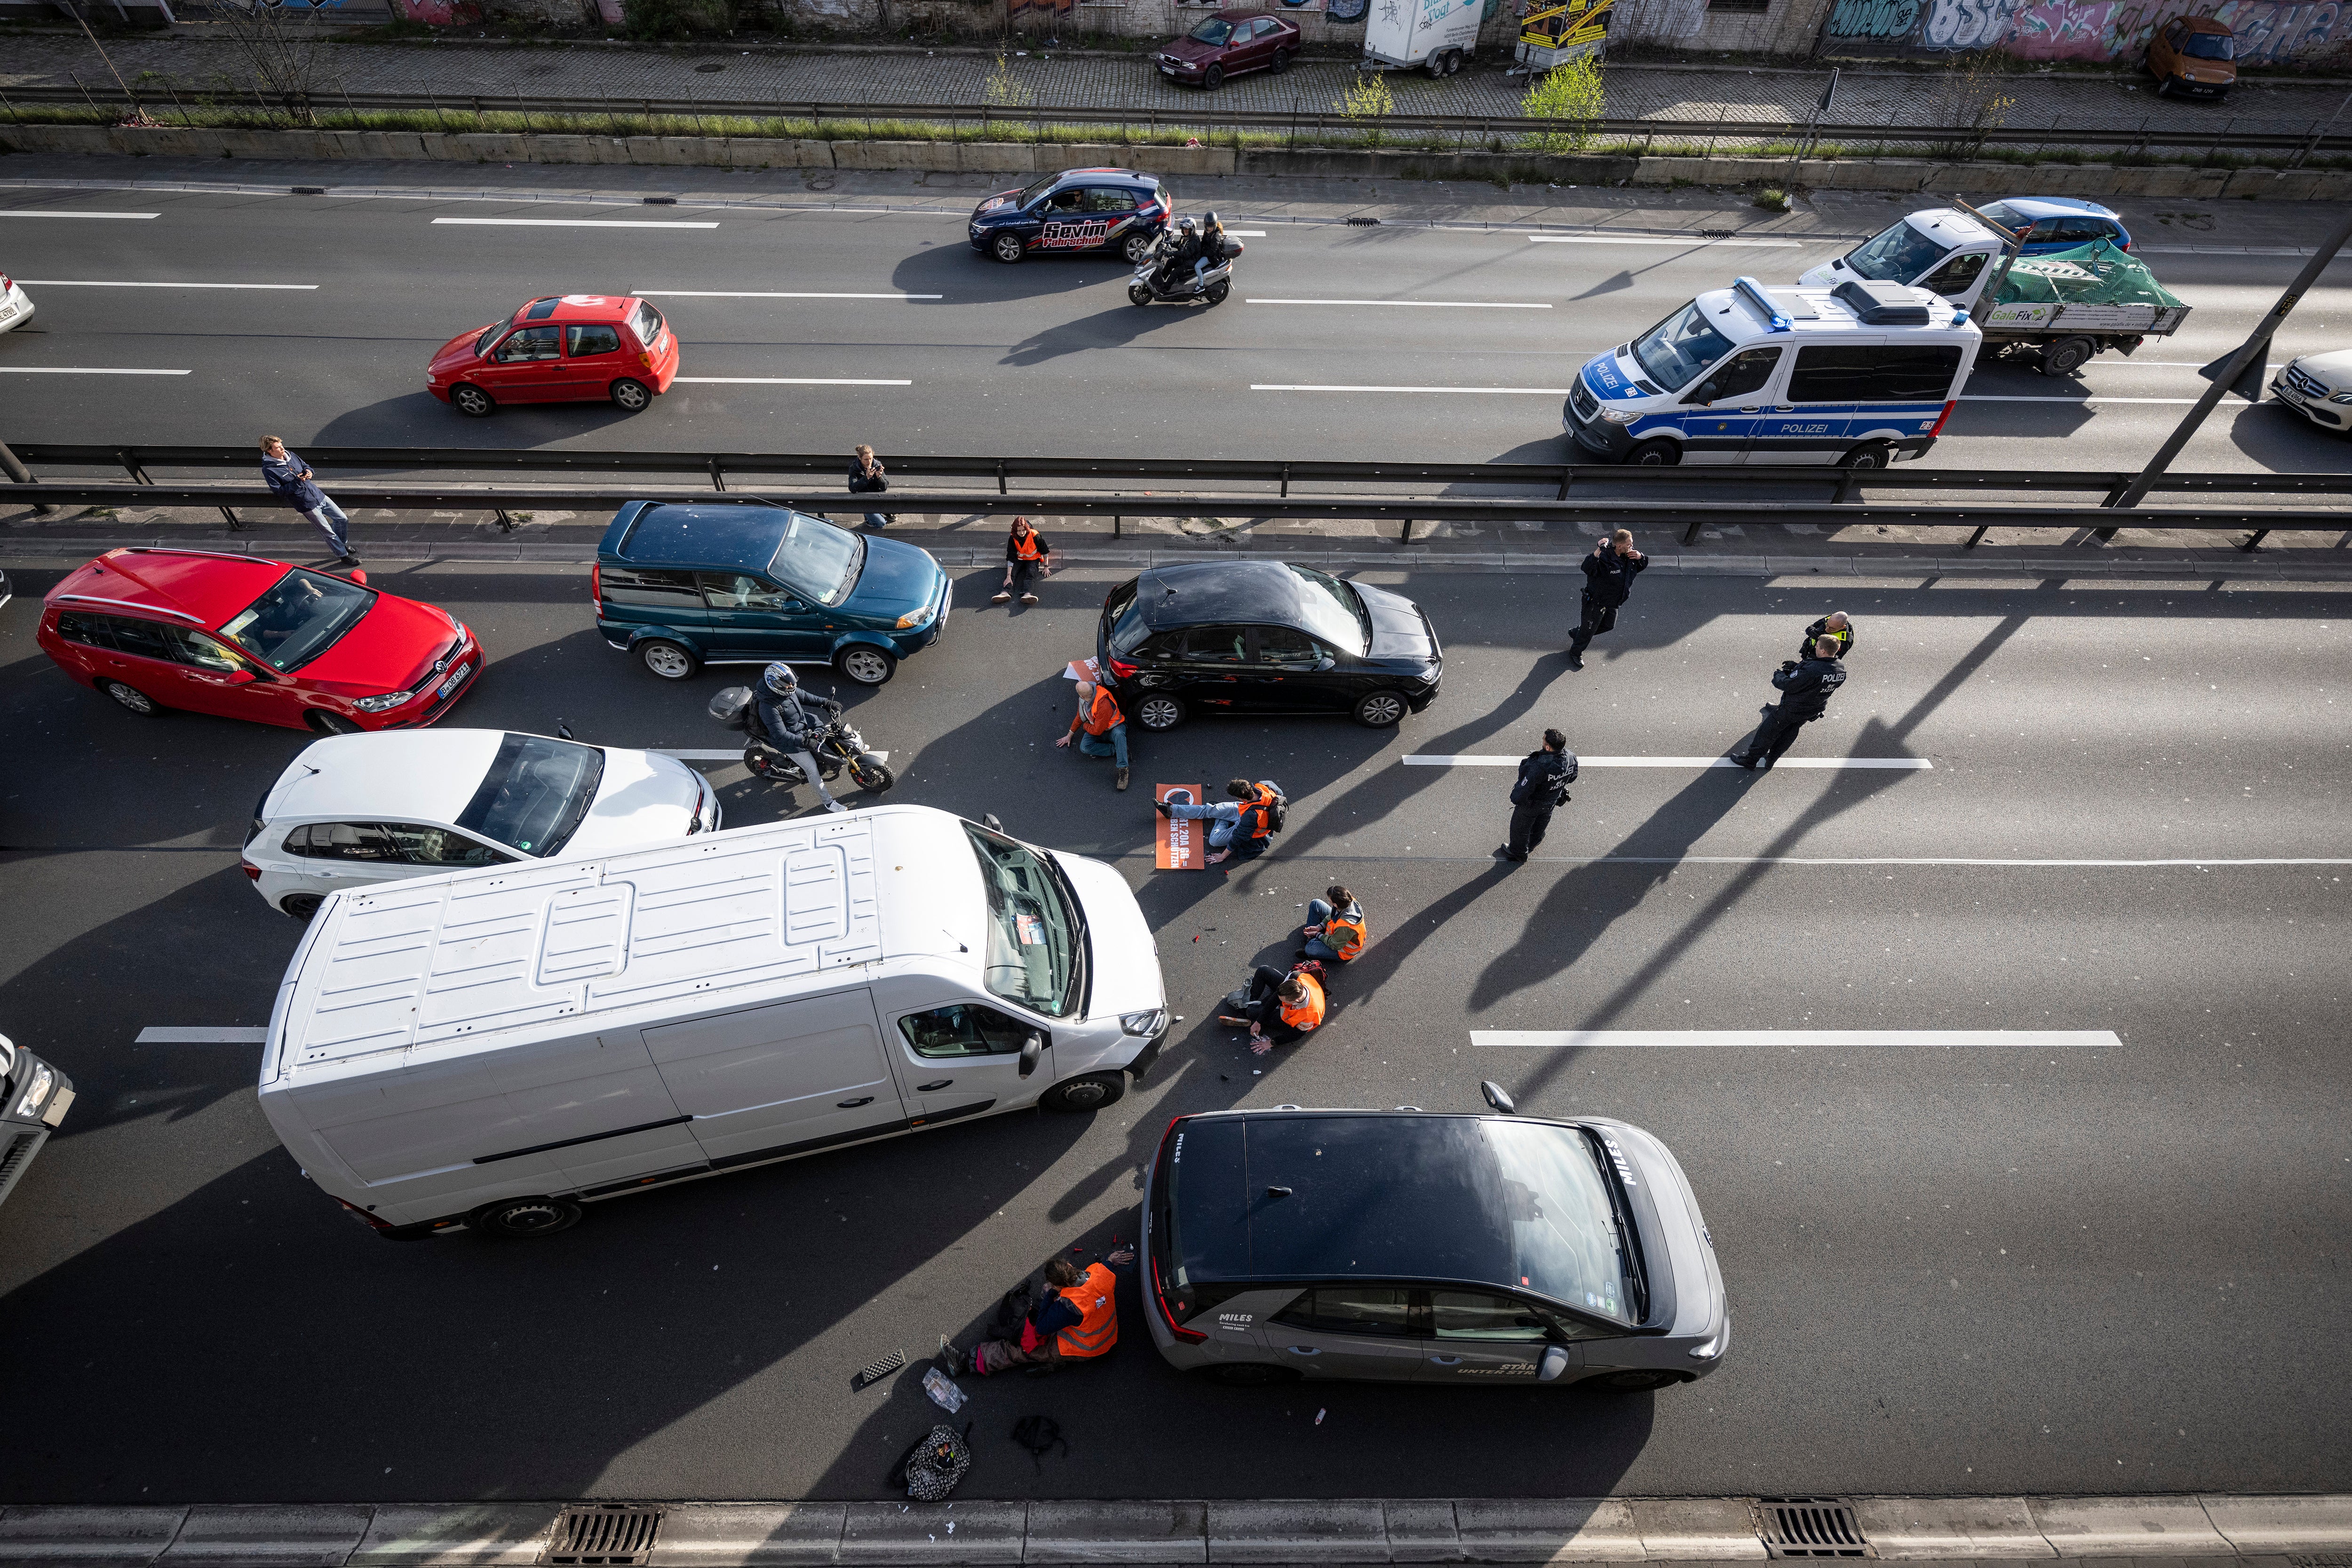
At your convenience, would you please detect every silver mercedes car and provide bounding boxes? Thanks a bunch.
[1139,1089,1727,1389]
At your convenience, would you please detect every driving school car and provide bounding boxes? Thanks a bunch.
[969,169,1170,265]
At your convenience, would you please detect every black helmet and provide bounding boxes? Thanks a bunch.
[762,661,797,694]
[1203,209,1221,229]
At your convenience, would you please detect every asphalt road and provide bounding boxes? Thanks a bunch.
[1,556,2346,1504]
[1,181,2349,477]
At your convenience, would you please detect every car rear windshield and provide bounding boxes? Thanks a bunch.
[1104,578,1149,654]
[1160,1114,1644,1327]
[2185,30,2233,56]
[1630,301,1738,395]
[963,820,1084,1017]
[455,732,606,857]
[1287,565,1370,655]
[769,510,864,606]
[1841,218,1955,284]
[631,301,665,345]
[217,569,374,672]
[1187,16,1234,41]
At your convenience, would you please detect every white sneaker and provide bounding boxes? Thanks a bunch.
[825,800,850,814]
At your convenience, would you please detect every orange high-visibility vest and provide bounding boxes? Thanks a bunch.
[1073,686,1123,737]
[1239,782,1280,844]
[1013,530,1044,560]
[1322,910,1367,961]
[1279,973,1327,1032]
[1055,1263,1119,1359]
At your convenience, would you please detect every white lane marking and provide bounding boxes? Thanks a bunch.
[0,366,191,375]
[654,748,890,762]
[673,376,912,386]
[1405,754,1932,770]
[1226,230,1267,237]
[629,289,942,300]
[16,279,318,290]
[1472,1029,2121,1049]
[1253,383,1575,394]
[136,1027,266,1043]
[1248,298,1553,309]
[0,210,159,220]
[1963,395,2200,405]
[1529,234,1801,248]
[430,217,719,229]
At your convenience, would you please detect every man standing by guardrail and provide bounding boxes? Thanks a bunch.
[257,436,358,567]
[1567,529,1645,671]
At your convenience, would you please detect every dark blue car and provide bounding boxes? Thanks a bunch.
[969,168,1170,266]
[594,503,950,687]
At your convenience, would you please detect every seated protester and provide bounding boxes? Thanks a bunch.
[970,1251,1130,1376]
[1301,883,1366,965]
[1219,964,1325,1057]
[1157,776,1284,865]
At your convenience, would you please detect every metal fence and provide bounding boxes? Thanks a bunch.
[7,83,2350,163]
[10,446,2350,549]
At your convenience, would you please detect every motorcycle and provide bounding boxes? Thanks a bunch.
[1129,231,1242,308]
[708,685,896,795]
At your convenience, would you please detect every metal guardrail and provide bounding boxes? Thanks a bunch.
[7,83,2350,160]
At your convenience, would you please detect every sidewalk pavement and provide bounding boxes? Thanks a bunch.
[1,1492,2348,1565]
[4,31,2348,136]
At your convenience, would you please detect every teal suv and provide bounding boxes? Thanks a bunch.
[594,503,951,687]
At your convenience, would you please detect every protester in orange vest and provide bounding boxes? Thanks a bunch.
[993,517,1053,606]
[1301,883,1367,964]
[1218,964,1325,1056]
[1054,678,1130,792]
[969,1247,1134,1375]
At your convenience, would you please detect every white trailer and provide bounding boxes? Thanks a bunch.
[258,804,1170,1240]
[1363,0,1484,76]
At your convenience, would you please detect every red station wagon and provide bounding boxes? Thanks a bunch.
[427,294,680,417]
[36,549,482,733]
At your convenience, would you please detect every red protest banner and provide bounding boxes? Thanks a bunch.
[1156,783,1206,870]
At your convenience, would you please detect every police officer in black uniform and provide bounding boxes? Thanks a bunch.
[1798,610,1854,662]
[1733,637,1847,771]
[1567,529,1647,671]
[1498,727,1578,862]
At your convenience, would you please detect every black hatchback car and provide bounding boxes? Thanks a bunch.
[968,167,1171,266]
[1097,560,1441,730]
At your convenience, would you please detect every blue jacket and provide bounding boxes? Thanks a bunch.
[260,449,326,512]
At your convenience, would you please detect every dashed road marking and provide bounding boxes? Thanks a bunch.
[673,376,912,386]
[17,279,318,290]
[1528,234,1801,248]
[1472,1029,2122,1048]
[0,366,191,375]
[137,1027,267,1044]
[1253,383,1575,395]
[430,217,719,229]
[0,210,159,220]
[630,289,942,300]
[1247,298,1552,309]
[1404,754,1933,769]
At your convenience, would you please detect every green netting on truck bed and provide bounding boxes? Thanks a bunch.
[1992,240,2186,310]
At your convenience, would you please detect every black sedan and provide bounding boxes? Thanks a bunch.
[1096,561,1442,730]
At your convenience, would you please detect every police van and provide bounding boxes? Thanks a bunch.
[1561,276,1982,469]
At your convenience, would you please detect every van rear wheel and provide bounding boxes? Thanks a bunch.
[1837,440,1891,470]
[471,1196,583,1239]
[2038,335,2096,376]
[1040,1072,1127,1113]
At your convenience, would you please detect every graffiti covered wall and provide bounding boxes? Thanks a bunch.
[1816,0,2347,63]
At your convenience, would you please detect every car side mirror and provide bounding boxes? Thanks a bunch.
[346,568,367,586]
[224,668,259,686]
[1479,1080,1516,1115]
[1018,1033,1043,1078]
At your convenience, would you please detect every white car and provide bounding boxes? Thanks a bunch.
[242,729,719,919]
[2273,349,2352,435]
[0,273,32,335]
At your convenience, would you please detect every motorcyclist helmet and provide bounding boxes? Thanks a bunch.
[761,661,798,694]
[1176,215,1197,232]
[1202,209,1221,230]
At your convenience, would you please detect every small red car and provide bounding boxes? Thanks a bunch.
[1156,11,1301,89]
[36,549,482,733]
[427,294,679,417]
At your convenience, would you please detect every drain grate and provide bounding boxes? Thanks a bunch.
[543,1504,664,1566]
[1758,1498,1872,1558]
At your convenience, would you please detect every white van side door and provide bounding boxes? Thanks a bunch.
[885,1000,1056,1130]
[644,989,910,1165]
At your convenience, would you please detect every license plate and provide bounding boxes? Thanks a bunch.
[1160,64,1176,74]
[42,1087,74,1128]
[2278,385,2303,403]
[436,662,472,700]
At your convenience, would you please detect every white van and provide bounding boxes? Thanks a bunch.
[1560,276,1982,469]
[1798,208,2005,309]
[259,805,1169,1239]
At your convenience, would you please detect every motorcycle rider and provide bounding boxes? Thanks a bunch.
[1195,210,1228,286]
[1154,215,1203,294]
[752,661,848,815]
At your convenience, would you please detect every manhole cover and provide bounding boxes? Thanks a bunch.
[1758,1498,1871,1558]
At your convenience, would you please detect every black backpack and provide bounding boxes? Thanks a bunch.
[1243,784,1287,841]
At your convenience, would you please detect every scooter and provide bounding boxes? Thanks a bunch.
[707,686,896,795]
[1129,232,1242,308]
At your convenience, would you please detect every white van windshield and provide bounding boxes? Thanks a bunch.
[1843,219,1955,284]
[964,822,1084,1018]
[1630,302,1738,394]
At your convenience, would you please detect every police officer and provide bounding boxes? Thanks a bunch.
[1799,610,1854,662]
[1733,637,1848,771]
[1567,529,1647,671]
[753,661,847,813]
[1498,727,1577,863]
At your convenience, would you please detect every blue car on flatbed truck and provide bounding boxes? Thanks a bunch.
[594,502,950,688]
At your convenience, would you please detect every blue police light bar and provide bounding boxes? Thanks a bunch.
[1734,276,1790,332]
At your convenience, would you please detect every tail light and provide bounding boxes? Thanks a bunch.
[1152,1255,1207,1343]
[335,1198,393,1232]
[1108,658,1139,680]
[590,563,603,603]
[1927,400,1956,438]
[240,860,263,882]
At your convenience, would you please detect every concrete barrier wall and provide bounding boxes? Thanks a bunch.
[5,120,2346,200]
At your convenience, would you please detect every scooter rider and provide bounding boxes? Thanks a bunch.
[1194,210,1228,285]
[1155,215,1202,290]
[753,661,848,815]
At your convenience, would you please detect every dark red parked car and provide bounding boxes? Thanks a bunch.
[1156,11,1301,89]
